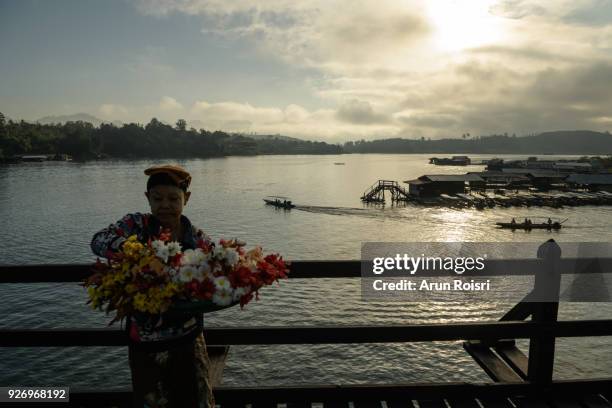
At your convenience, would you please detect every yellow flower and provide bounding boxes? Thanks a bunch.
[133,293,147,312]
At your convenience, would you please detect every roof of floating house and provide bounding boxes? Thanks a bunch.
[403,174,484,184]
[566,174,612,185]
[468,171,530,181]
[553,162,592,169]
[500,169,567,179]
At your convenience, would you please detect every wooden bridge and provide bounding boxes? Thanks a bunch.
[361,180,411,203]
[2,241,612,407]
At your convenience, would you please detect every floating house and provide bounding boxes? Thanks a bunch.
[404,174,483,197]
[429,156,471,166]
[468,171,531,189]
[487,157,594,173]
[566,174,612,192]
[499,169,568,189]
[553,162,593,172]
[19,155,48,162]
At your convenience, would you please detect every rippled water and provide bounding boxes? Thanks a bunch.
[1,154,611,388]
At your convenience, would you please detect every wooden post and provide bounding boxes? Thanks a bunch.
[527,239,561,384]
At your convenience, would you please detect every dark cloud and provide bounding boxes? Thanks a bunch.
[331,12,428,46]
[336,99,390,125]
[399,114,459,128]
[530,62,612,105]
[395,60,612,137]
[467,45,585,63]
[489,0,548,20]
[562,0,612,26]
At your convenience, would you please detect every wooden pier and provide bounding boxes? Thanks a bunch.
[361,180,411,203]
[2,241,612,407]
[361,179,612,208]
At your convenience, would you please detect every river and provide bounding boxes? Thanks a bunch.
[1,154,611,388]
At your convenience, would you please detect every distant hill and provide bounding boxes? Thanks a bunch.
[344,130,612,154]
[36,113,123,128]
[233,133,303,142]
[522,131,612,154]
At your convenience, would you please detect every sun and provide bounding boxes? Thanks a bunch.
[426,0,504,52]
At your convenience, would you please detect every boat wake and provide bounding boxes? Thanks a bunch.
[294,205,413,220]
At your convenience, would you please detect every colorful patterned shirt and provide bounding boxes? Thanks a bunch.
[90,212,209,258]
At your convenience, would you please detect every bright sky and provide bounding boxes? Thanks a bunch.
[1,0,612,141]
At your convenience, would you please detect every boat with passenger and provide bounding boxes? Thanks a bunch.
[496,217,566,230]
[263,196,295,209]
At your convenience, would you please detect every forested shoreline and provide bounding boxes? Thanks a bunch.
[0,115,341,160]
[1,112,612,161]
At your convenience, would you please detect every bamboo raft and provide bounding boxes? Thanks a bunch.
[2,242,612,407]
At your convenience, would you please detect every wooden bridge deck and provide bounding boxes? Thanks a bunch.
[361,180,411,202]
[2,241,612,407]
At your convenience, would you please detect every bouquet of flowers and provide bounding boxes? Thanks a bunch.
[84,231,289,326]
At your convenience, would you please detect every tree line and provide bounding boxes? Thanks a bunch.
[0,114,342,160]
[1,112,611,160]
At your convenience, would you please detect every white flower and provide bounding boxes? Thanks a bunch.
[212,289,233,306]
[165,266,181,283]
[232,286,250,301]
[156,247,169,263]
[167,241,181,257]
[194,248,209,264]
[213,246,226,260]
[197,263,211,277]
[178,265,201,283]
[182,249,198,265]
[224,249,240,266]
[151,240,169,261]
[151,240,165,253]
[214,276,231,291]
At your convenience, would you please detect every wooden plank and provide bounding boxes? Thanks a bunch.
[5,258,612,283]
[446,398,480,408]
[494,342,528,380]
[2,320,612,347]
[203,321,612,345]
[34,381,612,407]
[321,401,350,408]
[511,398,551,408]
[463,341,523,383]
[385,400,415,408]
[416,400,447,408]
[477,397,515,408]
[287,403,314,408]
[581,394,612,408]
[353,400,385,408]
[67,388,133,407]
[550,400,583,408]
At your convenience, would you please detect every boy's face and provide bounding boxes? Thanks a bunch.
[145,184,191,223]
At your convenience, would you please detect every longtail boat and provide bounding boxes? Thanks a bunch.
[496,217,567,230]
[263,196,295,209]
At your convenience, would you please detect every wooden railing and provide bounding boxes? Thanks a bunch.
[2,242,612,407]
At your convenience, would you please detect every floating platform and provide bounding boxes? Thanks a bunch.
[362,181,612,208]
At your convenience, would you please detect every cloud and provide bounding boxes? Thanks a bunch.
[99,103,128,118]
[126,0,612,140]
[159,96,183,111]
[136,0,430,70]
[336,100,391,125]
